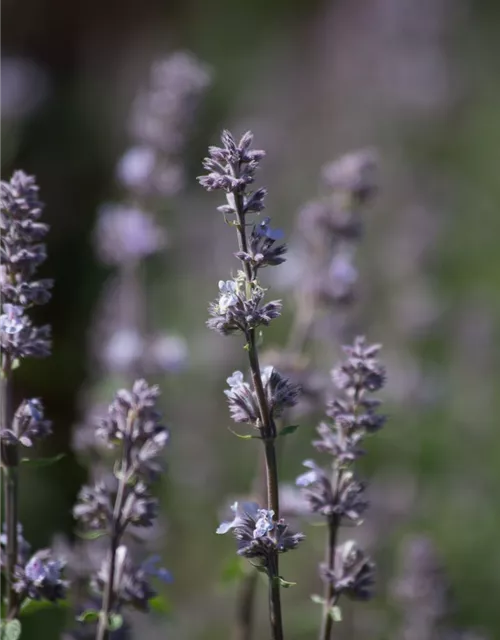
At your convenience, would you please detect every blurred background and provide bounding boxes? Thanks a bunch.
[2,0,500,638]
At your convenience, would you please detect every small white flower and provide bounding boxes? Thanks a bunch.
[218,280,239,313]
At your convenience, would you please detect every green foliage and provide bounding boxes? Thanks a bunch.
[0,620,21,640]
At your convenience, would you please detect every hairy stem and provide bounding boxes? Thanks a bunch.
[96,410,134,640]
[1,356,19,620]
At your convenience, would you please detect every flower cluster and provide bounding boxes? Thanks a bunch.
[296,149,378,308]
[297,337,386,608]
[217,502,304,566]
[73,380,169,618]
[207,278,282,336]
[319,541,375,602]
[0,525,67,603]
[225,368,300,427]
[93,547,171,613]
[0,398,51,455]
[118,52,211,197]
[0,171,52,365]
[198,130,265,195]
[235,217,287,272]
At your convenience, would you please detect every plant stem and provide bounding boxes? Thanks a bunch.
[231,177,284,640]
[1,356,19,620]
[319,511,340,640]
[96,411,134,640]
[233,571,259,640]
[319,385,361,640]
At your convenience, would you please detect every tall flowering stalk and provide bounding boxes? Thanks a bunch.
[296,337,386,639]
[198,131,304,640]
[0,172,67,627]
[73,380,170,640]
[232,148,380,640]
[92,51,211,378]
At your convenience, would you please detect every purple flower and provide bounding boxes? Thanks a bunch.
[0,303,24,335]
[95,204,166,265]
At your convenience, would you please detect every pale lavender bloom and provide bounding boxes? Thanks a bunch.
[147,334,188,372]
[0,303,25,335]
[95,204,166,265]
[116,146,157,191]
[295,459,322,488]
[217,280,240,313]
[102,328,144,373]
[216,501,259,535]
[328,249,358,291]
[253,509,275,539]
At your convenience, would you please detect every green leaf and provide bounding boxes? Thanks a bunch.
[275,576,296,588]
[76,609,99,624]
[220,556,248,585]
[75,529,108,541]
[227,426,260,440]
[252,564,268,575]
[108,614,123,631]
[21,453,65,468]
[20,598,70,616]
[278,425,299,437]
[0,620,21,640]
[310,594,326,605]
[149,595,172,615]
[329,605,342,622]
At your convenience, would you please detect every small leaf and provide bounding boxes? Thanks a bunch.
[279,425,299,437]
[108,614,123,631]
[310,594,326,605]
[0,620,21,640]
[227,426,260,440]
[329,605,342,622]
[275,576,296,588]
[21,453,65,468]
[75,529,108,541]
[252,564,268,575]
[20,598,70,616]
[149,595,172,615]
[76,609,99,624]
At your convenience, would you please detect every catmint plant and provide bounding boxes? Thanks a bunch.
[93,51,210,379]
[66,52,209,638]
[0,171,67,632]
[199,130,305,640]
[73,379,170,639]
[296,336,386,638]
[231,149,380,640]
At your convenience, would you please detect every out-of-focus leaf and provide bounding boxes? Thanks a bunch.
[21,453,65,468]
